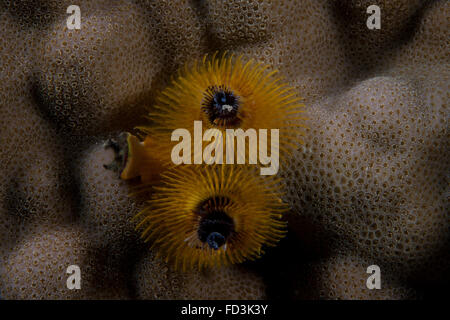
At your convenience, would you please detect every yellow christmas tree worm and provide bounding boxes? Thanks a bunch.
[133,165,288,270]
[120,51,307,180]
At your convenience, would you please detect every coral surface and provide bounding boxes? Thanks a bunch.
[0,0,448,299]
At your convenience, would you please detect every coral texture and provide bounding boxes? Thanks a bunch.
[0,0,448,299]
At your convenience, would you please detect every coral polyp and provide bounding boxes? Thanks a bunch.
[133,165,288,270]
[138,52,307,165]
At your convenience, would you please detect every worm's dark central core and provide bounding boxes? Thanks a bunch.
[202,85,241,127]
[195,196,235,250]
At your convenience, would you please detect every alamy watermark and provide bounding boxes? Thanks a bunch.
[66,265,81,290]
[171,121,279,175]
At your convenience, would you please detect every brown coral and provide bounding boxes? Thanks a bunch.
[134,249,266,299]
[0,0,448,300]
